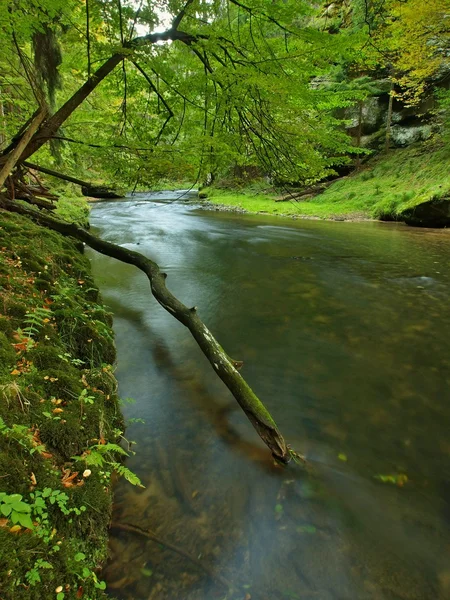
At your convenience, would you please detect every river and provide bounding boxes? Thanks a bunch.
[87,191,450,600]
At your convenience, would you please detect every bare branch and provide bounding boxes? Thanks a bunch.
[172,0,196,31]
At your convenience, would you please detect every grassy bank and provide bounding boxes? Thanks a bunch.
[0,197,127,599]
[204,144,450,221]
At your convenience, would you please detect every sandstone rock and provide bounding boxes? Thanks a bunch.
[401,195,450,228]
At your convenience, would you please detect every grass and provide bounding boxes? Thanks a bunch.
[204,144,450,221]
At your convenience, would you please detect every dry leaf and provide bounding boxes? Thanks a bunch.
[9,525,21,533]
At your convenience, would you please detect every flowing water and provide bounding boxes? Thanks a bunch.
[87,191,450,600]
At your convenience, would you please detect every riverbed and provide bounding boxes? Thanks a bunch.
[87,191,450,600]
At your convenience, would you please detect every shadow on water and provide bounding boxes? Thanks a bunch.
[87,195,450,600]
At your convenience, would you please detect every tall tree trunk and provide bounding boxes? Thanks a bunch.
[385,80,394,153]
[356,100,363,169]
[0,196,292,464]
[0,88,6,149]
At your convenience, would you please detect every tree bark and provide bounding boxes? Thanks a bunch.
[0,108,47,188]
[23,161,96,187]
[0,196,291,463]
[385,79,394,153]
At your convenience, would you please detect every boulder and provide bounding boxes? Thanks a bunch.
[401,195,450,228]
[81,186,123,199]
[390,124,432,147]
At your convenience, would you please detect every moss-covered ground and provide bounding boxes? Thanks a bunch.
[203,144,450,221]
[0,196,125,599]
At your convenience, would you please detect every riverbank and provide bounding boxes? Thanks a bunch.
[201,144,450,226]
[0,198,124,599]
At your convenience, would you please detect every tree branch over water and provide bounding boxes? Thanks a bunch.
[0,196,292,464]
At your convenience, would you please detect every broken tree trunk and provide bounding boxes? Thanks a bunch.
[0,196,291,463]
[0,108,47,189]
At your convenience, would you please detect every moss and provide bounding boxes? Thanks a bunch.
[27,345,66,370]
[0,209,123,600]
[0,332,16,375]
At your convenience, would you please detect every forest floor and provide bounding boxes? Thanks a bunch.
[202,143,450,223]
[0,195,124,600]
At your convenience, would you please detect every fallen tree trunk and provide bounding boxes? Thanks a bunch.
[23,162,122,199]
[23,161,97,187]
[0,109,47,189]
[276,179,345,202]
[0,196,291,463]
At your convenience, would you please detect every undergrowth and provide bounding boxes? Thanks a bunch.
[0,209,134,599]
[204,143,450,221]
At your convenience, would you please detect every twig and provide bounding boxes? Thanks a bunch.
[111,522,232,590]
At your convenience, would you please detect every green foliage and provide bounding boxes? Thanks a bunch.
[207,144,450,220]
[0,493,34,529]
[73,442,144,487]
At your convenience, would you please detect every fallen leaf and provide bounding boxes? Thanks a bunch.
[0,518,9,527]
[9,525,22,533]
[10,369,21,376]
[41,451,53,459]
[30,472,37,486]
[52,408,64,414]
[61,469,79,487]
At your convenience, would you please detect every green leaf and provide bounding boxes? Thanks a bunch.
[17,513,34,529]
[338,453,347,462]
[11,501,31,513]
[74,552,86,562]
[56,592,65,600]
[95,580,107,590]
[1,504,12,517]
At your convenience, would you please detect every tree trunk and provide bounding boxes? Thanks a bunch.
[0,196,292,464]
[356,100,363,168]
[17,54,125,162]
[385,80,394,153]
[0,108,47,188]
[1,29,195,164]
[23,161,96,187]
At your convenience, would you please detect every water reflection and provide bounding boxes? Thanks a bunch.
[88,197,450,600]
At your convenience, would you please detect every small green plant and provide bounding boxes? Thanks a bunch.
[25,558,53,586]
[0,416,45,455]
[79,388,96,419]
[0,492,34,529]
[57,352,84,367]
[73,442,144,487]
[23,306,53,338]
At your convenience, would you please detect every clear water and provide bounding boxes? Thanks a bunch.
[87,192,450,600]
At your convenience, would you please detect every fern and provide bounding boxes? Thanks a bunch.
[23,307,52,338]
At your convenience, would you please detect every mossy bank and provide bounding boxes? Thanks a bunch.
[0,198,125,599]
[202,144,450,227]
